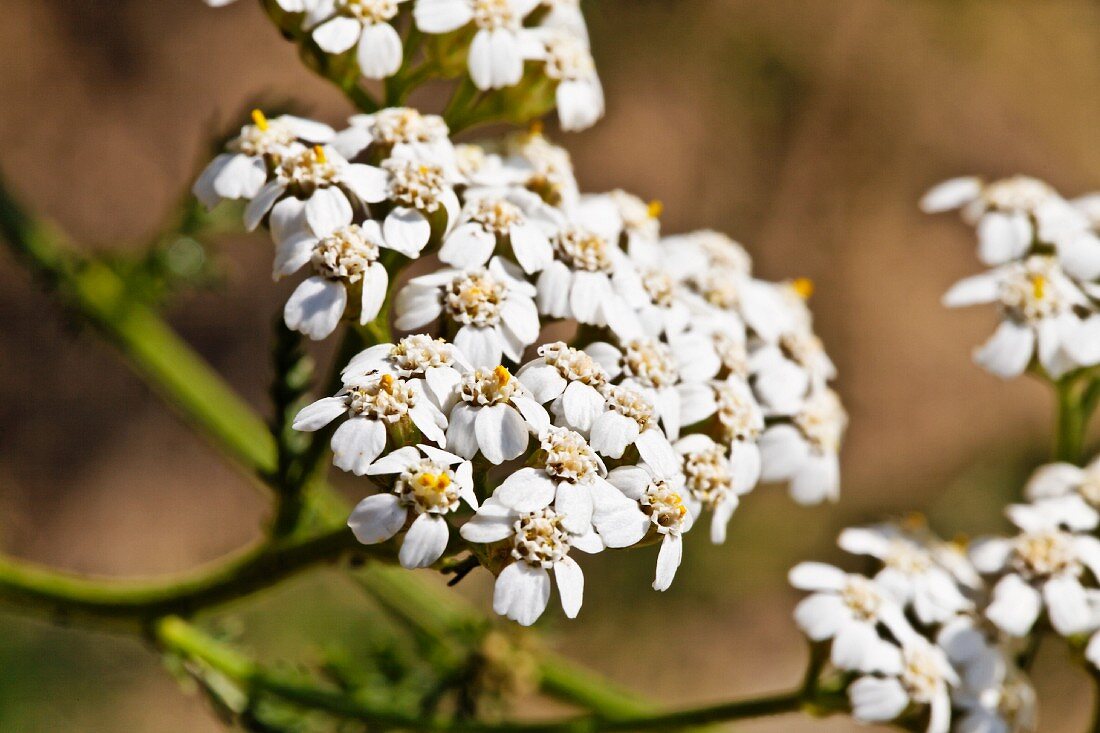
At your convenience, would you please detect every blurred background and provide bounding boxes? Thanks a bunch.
[2,0,1100,729]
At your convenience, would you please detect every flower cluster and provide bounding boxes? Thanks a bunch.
[923,175,1100,378]
[791,519,1036,733]
[204,0,602,131]
[194,103,844,624]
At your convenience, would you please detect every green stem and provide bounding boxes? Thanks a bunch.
[1056,377,1087,463]
[157,615,803,732]
[0,526,373,630]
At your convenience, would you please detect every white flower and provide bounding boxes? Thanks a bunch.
[307,0,409,79]
[1025,454,1100,508]
[332,108,456,171]
[502,129,580,207]
[943,255,1100,379]
[293,373,448,473]
[749,322,836,414]
[838,525,973,625]
[205,0,315,10]
[675,434,759,544]
[584,337,717,439]
[848,637,958,733]
[244,144,387,232]
[921,175,1091,268]
[516,341,608,403]
[395,257,540,368]
[438,190,555,274]
[759,388,846,505]
[378,151,464,250]
[678,376,764,446]
[460,498,600,625]
[445,365,549,463]
[533,0,587,43]
[413,0,540,90]
[607,460,694,591]
[789,562,911,673]
[938,616,1037,733]
[341,334,471,410]
[529,28,603,131]
[347,444,475,568]
[661,229,752,283]
[193,110,334,209]
[970,495,1100,637]
[535,225,642,336]
[490,426,649,546]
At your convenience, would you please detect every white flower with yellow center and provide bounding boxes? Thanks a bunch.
[922,175,1100,276]
[460,498,603,626]
[348,444,475,568]
[675,434,759,544]
[292,373,448,474]
[848,637,959,733]
[378,151,464,254]
[679,376,764,447]
[585,336,720,439]
[970,495,1100,637]
[759,387,846,505]
[535,225,643,338]
[502,128,580,207]
[193,110,334,210]
[244,143,388,233]
[491,426,649,546]
[607,460,694,591]
[307,0,409,79]
[438,189,556,274]
[445,365,549,464]
[334,108,457,175]
[341,334,471,411]
[414,0,540,90]
[749,321,836,414]
[943,255,1100,379]
[572,190,660,250]
[789,561,913,674]
[277,221,390,340]
[528,28,604,131]
[838,525,972,625]
[395,257,540,368]
[1026,453,1100,508]
[517,341,607,411]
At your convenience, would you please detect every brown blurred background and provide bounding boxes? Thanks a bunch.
[2,0,1099,730]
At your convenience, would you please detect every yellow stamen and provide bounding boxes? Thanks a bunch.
[313,144,327,164]
[951,533,970,550]
[418,472,452,492]
[647,200,663,219]
[528,120,544,137]
[1032,275,1046,300]
[902,511,927,531]
[493,365,511,385]
[790,277,814,300]
[379,373,395,390]
[251,109,269,131]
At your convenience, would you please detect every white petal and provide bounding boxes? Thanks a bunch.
[793,593,847,640]
[919,176,982,213]
[439,222,496,269]
[977,212,1031,266]
[305,187,353,237]
[358,262,389,325]
[516,362,566,403]
[1026,462,1085,500]
[312,16,361,53]
[788,451,838,505]
[414,0,473,33]
[331,417,387,475]
[789,562,847,591]
[849,677,909,723]
[653,534,682,591]
[555,481,594,534]
[495,467,556,512]
[588,411,639,459]
[709,496,738,544]
[347,493,406,544]
[398,514,450,569]
[942,270,1002,308]
[193,153,233,209]
[341,164,388,203]
[985,574,1042,636]
[476,403,529,464]
[589,477,649,547]
[292,396,346,431]
[454,326,503,369]
[357,22,403,79]
[244,181,285,231]
[535,261,572,318]
[553,556,584,618]
[493,562,551,626]
[460,497,515,543]
[383,207,432,256]
[561,381,605,432]
[511,395,550,434]
[445,403,480,458]
[509,221,552,273]
[1044,575,1092,635]
[284,277,347,340]
[365,445,421,475]
[969,537,1013,573]
[974,320,1034,378]
[569,271,611,325]
[759,425,809,482]
[212,153,268,202]
[499,297,541,347]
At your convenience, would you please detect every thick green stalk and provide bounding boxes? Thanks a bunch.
[157,615,803,732]
[0,526,371,630]
[1056,377,1086,463]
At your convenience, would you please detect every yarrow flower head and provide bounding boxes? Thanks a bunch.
[342,334,472,409]
[307,0,410,80]
[446,365,549,464]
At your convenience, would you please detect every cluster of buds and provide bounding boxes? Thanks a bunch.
[924,176,1100,378]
